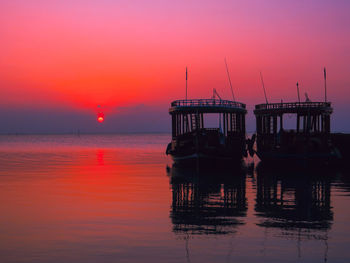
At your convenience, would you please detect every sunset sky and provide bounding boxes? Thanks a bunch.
[1,0,349,133]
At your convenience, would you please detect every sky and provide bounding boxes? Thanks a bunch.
[0,0,349,133]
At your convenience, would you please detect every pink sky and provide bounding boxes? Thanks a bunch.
[0,0,349,132]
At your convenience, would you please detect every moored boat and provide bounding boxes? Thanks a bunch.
[166,97,247,164]
[253,101,340,164]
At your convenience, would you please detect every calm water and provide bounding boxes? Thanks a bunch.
[0,134,349,263]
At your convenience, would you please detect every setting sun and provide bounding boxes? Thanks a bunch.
[97,112,105,123]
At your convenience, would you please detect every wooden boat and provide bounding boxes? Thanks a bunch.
[166,98,247,163]
[253,101,340,164]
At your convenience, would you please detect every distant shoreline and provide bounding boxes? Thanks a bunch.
[0,132,171,136]
[0,130,349,136]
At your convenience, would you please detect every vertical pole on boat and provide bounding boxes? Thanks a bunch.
[186,67,188,100]
[296,82,300,103]
[195,110,200,173]
[260,72,268,104]
[324,67,327,102]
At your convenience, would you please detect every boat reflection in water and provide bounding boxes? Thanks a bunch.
[255,164,334,260]
[166,159,341,261]
[167,164,247,236]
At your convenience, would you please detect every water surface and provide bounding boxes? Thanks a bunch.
[0,134,349,262]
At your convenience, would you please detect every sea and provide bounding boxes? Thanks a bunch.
[0,134,349,263]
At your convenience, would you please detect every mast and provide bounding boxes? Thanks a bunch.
[296,82,300,103]
[324,67,327,102]
[224,58,236,101]
[186,67,188,100]
[260,72,268,104]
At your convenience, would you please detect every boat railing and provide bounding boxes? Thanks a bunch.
[171,99,246,109]
[255,102,331,110]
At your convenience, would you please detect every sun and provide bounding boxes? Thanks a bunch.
[97,112,105,123]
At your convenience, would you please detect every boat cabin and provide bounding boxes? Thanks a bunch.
[253,101,335,162]
[167,99,247,162]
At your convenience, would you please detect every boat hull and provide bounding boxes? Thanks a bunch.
[168,141,246,164]
[170,152,244,168]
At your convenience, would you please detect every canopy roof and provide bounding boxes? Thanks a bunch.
[169,99,246,114]
[254,102,332,115]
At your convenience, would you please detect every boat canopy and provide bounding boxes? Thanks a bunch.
[254,101,332,134]
[169,99,247,139]
[170,99,246,114]
[254,102,332,115]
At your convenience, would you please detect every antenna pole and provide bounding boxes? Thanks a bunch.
[324,67,327,102]
[296,82,300,103]
[260,72,268,104]
[224,58,236,101]
[186,67,188,100]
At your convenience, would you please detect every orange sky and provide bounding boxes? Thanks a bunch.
[0,0,349,132]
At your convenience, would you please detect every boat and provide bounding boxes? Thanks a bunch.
[166,95,247,164]
[253,101,340,164]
